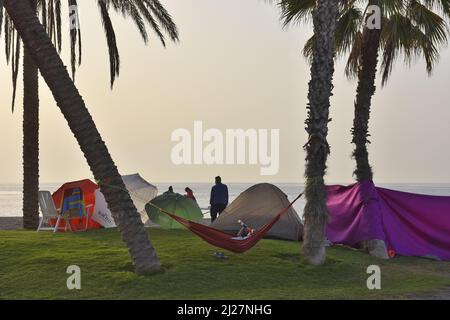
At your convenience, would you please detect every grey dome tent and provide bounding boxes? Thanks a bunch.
[211,183,303,241]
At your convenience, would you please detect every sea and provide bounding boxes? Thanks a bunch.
[2,182,450,219]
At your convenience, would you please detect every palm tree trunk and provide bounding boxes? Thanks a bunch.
[22,0,40,230]
[352,28,388,259]
[302,0,338,266]
[4,0,161,274]
[351,28,381,182]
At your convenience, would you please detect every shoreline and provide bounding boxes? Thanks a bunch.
[0,217,23,230]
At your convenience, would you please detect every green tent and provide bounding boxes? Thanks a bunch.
[145,193,203,229]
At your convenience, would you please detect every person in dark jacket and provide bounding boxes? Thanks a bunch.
[209,176,228,222]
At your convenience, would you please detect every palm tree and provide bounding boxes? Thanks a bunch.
[1,0,39,230]
[301,0,339,266]
[1,0,179,229]
[265,0,339,265]
[348,0,448,256]
[3,0,164,275]
[280,1,449,182]
[22,0,40,230]
[349,0,448,182]
[276,0,449,259]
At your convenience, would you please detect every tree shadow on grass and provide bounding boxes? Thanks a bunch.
[274,252,341,267]
[120,261,174,276]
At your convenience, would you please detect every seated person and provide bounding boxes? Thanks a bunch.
[163,186,174,195]
[232,219,255,240]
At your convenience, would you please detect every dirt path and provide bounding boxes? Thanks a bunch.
[412,287,450,300]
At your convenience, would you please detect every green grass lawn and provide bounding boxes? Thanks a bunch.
[0,228,449,299]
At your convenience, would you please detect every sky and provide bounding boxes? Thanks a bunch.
[1,0,450,184]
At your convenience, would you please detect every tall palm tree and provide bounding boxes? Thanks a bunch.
[1,0,179,229]
[276,0,449,258]
[22,0,40,230]
[3,0,163,275]
[1,1,38,229]
[279,1,449,182]
[349,0,448,182]
[301,0,339,266]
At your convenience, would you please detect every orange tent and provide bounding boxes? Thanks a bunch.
[51,179,102,231]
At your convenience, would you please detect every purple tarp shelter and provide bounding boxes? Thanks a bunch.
[326,180,450,260]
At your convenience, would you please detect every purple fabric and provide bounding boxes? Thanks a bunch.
[326,181,450,260]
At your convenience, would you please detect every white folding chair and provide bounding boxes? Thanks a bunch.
[37,191,72,232]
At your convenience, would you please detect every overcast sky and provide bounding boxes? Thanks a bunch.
[1,0,449,184]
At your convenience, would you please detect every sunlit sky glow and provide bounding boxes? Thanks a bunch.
[1,0,449,184]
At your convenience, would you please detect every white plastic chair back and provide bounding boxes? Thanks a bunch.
[38,191,58,219]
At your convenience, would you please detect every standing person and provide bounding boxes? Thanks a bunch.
[185,187,197,203]
[209,176,229,222]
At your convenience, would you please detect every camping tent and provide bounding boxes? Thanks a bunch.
[326,180,450,260]
[52,179,103,230]
[145,193,203,229]
[51,174,158,230]
[92,173,158,227]
[211,183,303,241]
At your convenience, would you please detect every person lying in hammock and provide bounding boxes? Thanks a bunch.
[232,220,256,240]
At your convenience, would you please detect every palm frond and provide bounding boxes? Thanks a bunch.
[380,3,448,85]
[335,5,363,57]
[423,0,450,16]
[2,0,178,91]
[68,0,82,81]
[114,0,149,43]
[407,0,448,45]
[345,30,363,78]
[0,0,3,39]
[55,0,62,52]
[48,0,56,45]
[380,14,412,84]
[370,0,404,15]
[98,0,120,88]
[278,0,315,27]
[4,12,13,63]
[135,0,165,46]
[144,0,179,42]
[302,35,314,63]
[41,0,47,31]
[11,31,21,112]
